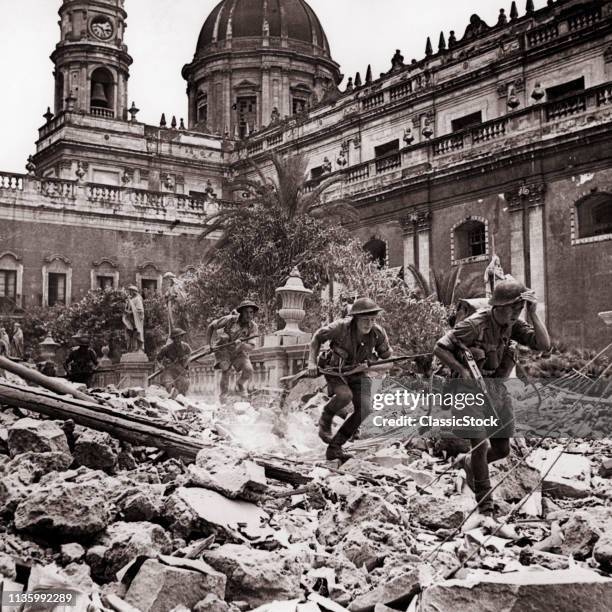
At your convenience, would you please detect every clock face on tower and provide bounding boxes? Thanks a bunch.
[90,15,114,40]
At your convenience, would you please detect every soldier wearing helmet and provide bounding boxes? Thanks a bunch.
[205,300,260,401]
[307,297,392,462]
[434,278,550,513]
[156,327,192,397]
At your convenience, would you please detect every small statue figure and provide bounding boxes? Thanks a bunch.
[163,272,187,337]
[484,254,506,298]
[11,323,24,360]
[270,107,281,124]
[336,149,348,167]
[25,155,36,175]
[122,286,145,353]
[322,157,332,174]
[0,326,10,359]
[403,127,414,145]
[391,49,405,71]
[497,8,508,26]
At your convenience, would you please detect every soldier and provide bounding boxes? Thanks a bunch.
[205,300,259,401]
[156,328,192,397]
[64,334,99,386]
[307,297,392,462]
[434,279,550,513]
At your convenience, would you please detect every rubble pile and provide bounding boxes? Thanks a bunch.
[1,379,612,611]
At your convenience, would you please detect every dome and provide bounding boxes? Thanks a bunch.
[196,0,332,57]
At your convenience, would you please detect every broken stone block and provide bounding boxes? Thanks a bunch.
[87,521,173,582]
[594,534,612,573]
[187,459,267,501]
[0,551,16,579]
[518,547,570,570]
[560,509,610,560]
[193,593,232,612]
[124,556,226,612]
[527,448,591,498]
[410,496,466,530]
[203,543,302,607]
[74,429,119,471]
[14,480,112,538]
[116,485,164,522]
[60,543,85,565]
[419,568,612,612]
[346,490,401,525]
[599,458,612,478]
[7,418,70,457]
[4,451,72,480]
[349,566,426,612]
[164,487,269,539]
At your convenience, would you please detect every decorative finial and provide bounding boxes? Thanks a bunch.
[425,37,433,57]
[507,86,521,109]
[354,72,362,88]
[171,115,177,129]
[498,8,508,25]
[526,0,535,14]
[365,64,373,84]
[43,107,54,123]
[438,32,447,52]
[25,155,36,175]
[345,77,354,92]
[403,127,414,145]
[448,31,457,48]
[179,118,186,130]
[160,113,167,127]
[531,82,545,101]
[128,102,139,121]
[510,1,519,20]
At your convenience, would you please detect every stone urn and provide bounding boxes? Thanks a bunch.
[275,267,312,336]
[39,335,60,362]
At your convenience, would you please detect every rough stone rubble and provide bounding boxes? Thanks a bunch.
[1,376,611,612]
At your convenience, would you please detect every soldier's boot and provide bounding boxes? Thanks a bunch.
[474,479,496,514]
[326,443,353,463]
[318,411,334,444]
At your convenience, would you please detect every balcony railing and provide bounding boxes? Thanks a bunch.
[545,93,587,121]
[433,134,464,156]
[363,93,385,111]
[375,151,401,174]
[90,107,115,119]
[472,118,507,143]
[266,133,283,147]
[0,173,24,191]
[527,23,559,47]
[567,7,602,32]
[346,162,370,183]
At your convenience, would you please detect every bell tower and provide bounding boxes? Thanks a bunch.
[51,0,133,120]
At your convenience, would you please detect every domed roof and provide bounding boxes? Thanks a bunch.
[196,0,332,57]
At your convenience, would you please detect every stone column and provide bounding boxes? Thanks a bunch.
[400,211,431,287]
[261,65,271,127]
[505,183,547,321]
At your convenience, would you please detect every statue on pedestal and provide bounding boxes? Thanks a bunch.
[163,272,187,337]
[11,323,24,360]
[122,286,145,353]
[484,254,506,298]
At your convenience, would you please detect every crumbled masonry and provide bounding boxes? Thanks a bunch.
[0,373,611,611]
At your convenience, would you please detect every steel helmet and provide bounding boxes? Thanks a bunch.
[236,300,259,313]
[489,279,527,307]
[170,328,187,339]
[349,297,383,316]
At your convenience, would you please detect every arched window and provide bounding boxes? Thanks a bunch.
[364,238,387,268]
[42,255,72,307]
[0,252,24,310]
[453,218,488,262]
[90,67,114,117]
[91,259,119,291]
[136,262,162,297]
[576,193,612,239]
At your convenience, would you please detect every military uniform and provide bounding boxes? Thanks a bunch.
[209,312,259,398]
[65,345,98,385]
[157,338,192,396]
[437,307,540,437]
[314,316,391,448]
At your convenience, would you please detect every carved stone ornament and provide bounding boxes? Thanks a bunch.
[505,183,547,210]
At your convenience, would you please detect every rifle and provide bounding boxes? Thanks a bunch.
[148,335,262,383]
[280,353,432,388]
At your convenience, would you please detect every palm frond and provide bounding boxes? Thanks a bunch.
[406,264,432,297]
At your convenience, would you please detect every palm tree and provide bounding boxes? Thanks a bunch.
[198,152,357,253]
[407,264,483,306]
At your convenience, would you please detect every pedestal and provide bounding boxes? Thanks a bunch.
[119,351,153,389]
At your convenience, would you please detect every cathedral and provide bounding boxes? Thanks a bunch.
[0,0,611,348]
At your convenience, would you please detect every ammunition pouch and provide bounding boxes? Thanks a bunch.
[318,347,350,370]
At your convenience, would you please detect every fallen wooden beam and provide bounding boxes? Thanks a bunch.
[0,380,311,485]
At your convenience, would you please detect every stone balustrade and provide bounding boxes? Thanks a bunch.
[0,174,229,233]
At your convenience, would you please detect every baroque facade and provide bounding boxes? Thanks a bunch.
[0,0,611,349]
